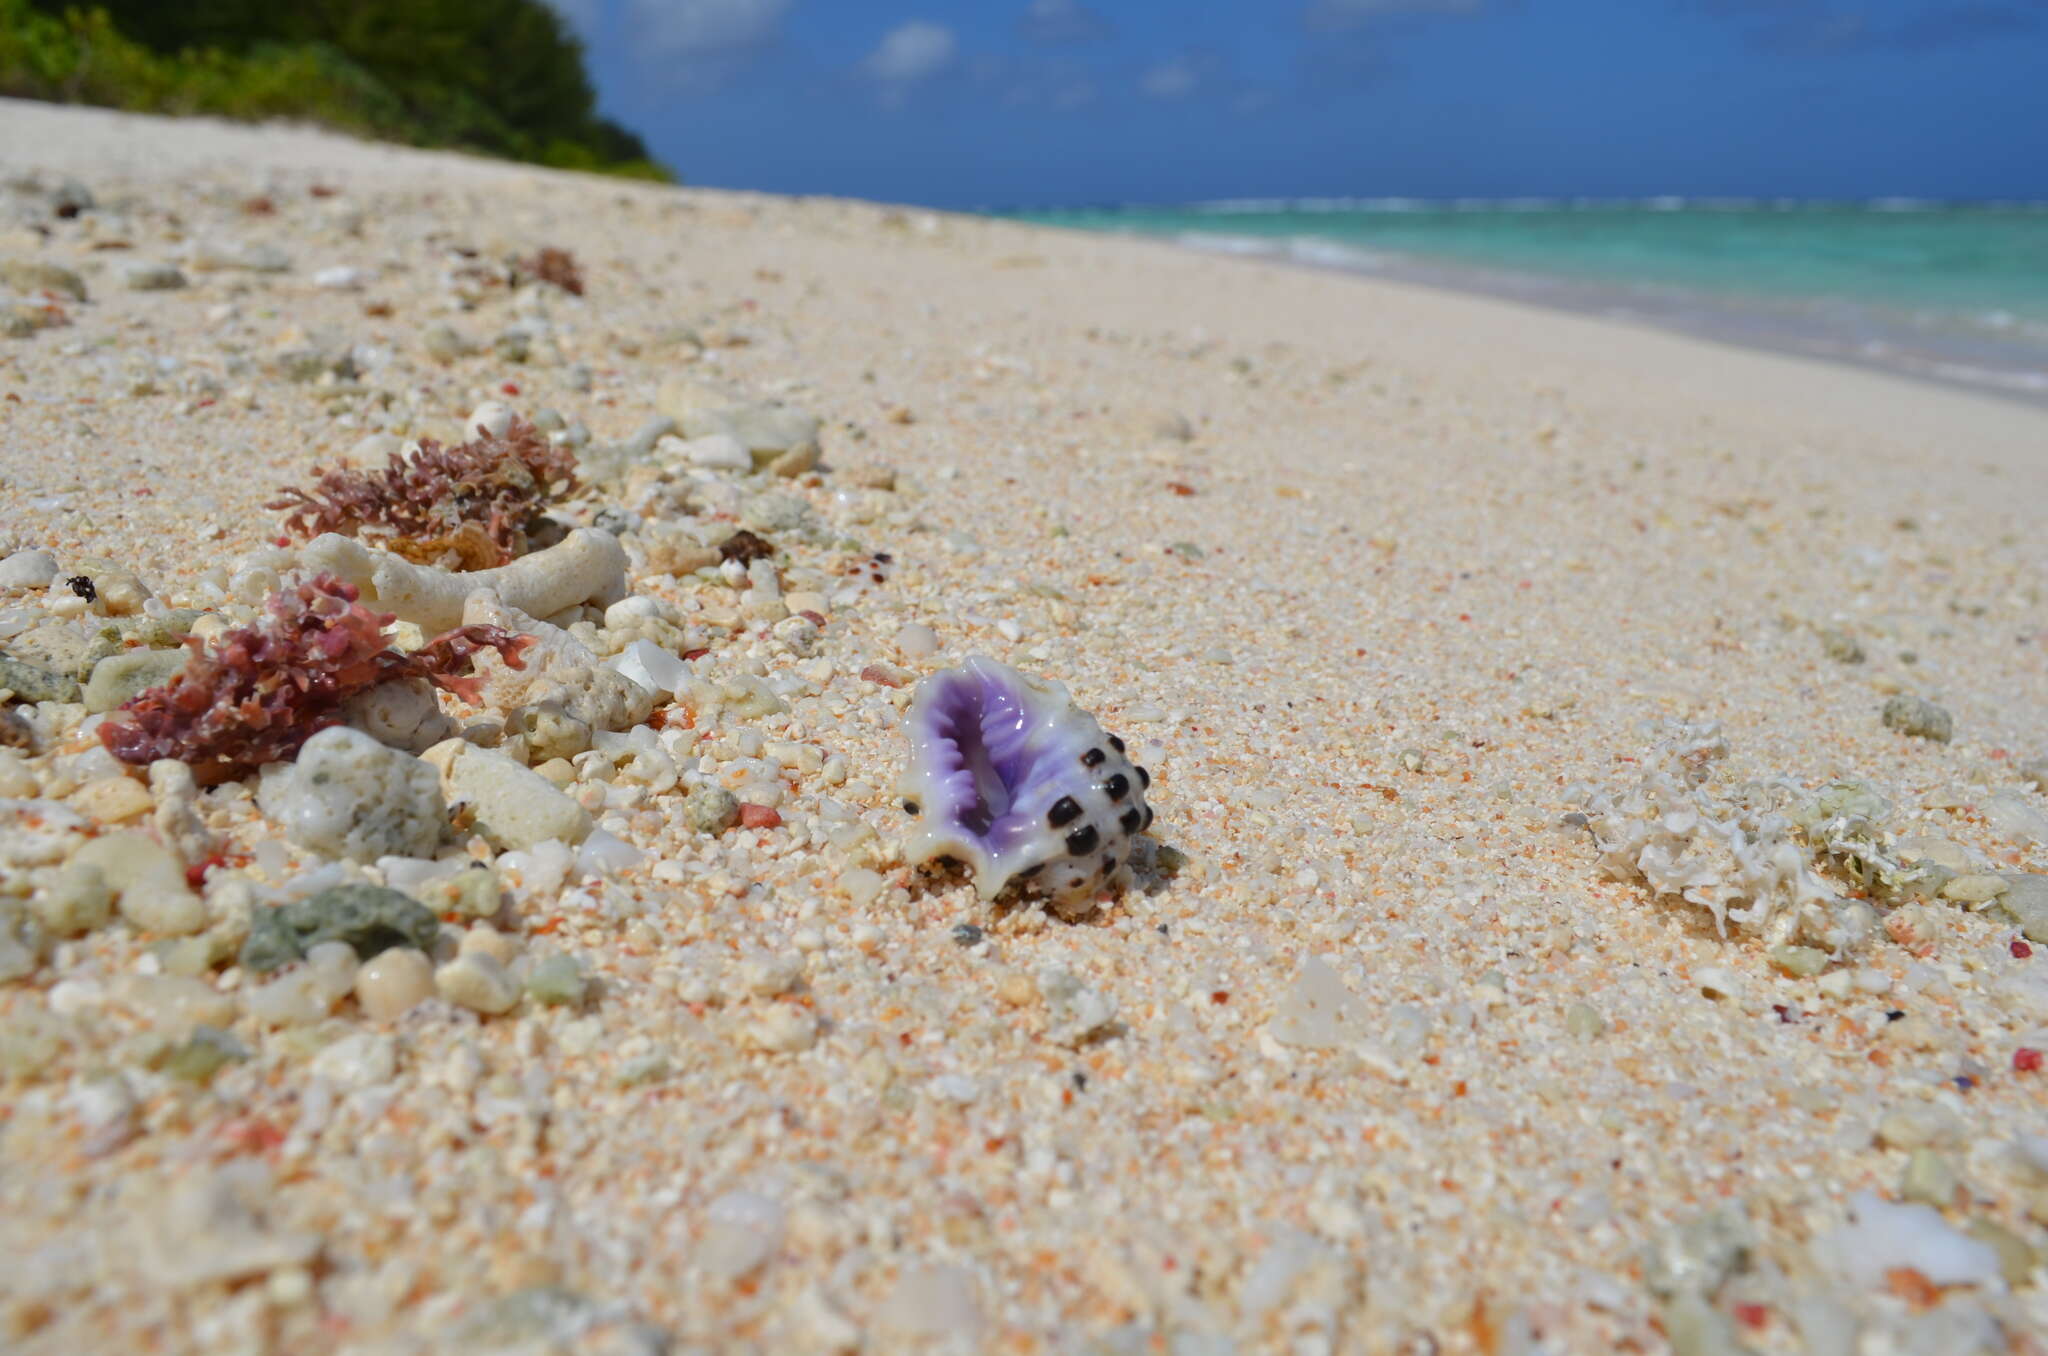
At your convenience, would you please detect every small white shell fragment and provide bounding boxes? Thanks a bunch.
[435,951,520,1015]
[697,1191,786,1281]
[463,399,515,438]
[894,623,939,658]
[577,828,644,876]
[1268,956,1368,1050]
[742,1004,818,1053]
[607,639,688,700]
[1815,1191,2000,1288]
[679,432,752,471]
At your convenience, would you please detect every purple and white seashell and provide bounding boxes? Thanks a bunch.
[899,655,1153,915]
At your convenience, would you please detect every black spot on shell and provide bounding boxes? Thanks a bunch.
[1136,766,1150,788]
[1103,773,1130,801]
[1141,805,1154,831]
[1081,747,1105,768]
[1047,795,1082,827]
[1065,825,1100,855]
[1119,808,1142,833]
[1100,855,1117,875]
[1107,735,1125,753]
[902,799,920,815]
[1018,861,1045,878]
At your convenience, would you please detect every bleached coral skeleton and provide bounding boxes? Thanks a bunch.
[1577,722,1927,954]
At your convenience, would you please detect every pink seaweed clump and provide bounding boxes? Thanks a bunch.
[100,573,530,782]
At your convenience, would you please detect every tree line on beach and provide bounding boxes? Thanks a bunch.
[0,0,670,181]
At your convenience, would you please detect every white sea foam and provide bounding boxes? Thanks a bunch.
[1171,231,1280,257]
[1285,236,1388,270]
[1926,362,2048,392]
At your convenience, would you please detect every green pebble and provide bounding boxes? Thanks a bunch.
[31,862,112,937]
[82,649,187,714]
[1900,1147,1958,1206]
[0,1011,67,1078]
[1658,1294,1742,1356]
[684,785,740,834]
[240,884,442,975]
[1989,875,2048,944]
[160,1025,249,1083]
[1881,694,1953,743]
[0,655,81,705]
[1940,873,2010,905]
[115,610,203,650]
[616,1051,669,1086]
[421,325,473,362]
[1768,945,1830,978]
[425,865,503,919]
[1904,862,1956,901]
[1817,627,1865,664]
[155,935,217,977]
[1966,1219,2040,1287]
[0,259,87,302]
[2019,756,2048,792]
[1564,1001,1607,1039]
[526,952,587,1007]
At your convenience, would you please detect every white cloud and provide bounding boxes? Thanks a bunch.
[1020,0,1111,44]
[864,21,959,85]
[632,0,789,58]
[1139,56,1202,99]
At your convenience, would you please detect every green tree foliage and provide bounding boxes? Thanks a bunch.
[0,0,671,181]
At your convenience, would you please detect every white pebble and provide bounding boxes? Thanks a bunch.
[1818,1191,2000,1287]
[257,726,446,863]
[310,1032,397,1089]
[894,623,939,658]
[355,948,435,1021]
[464,399,516,439]
[743,1005,818,1053]
[608,639,688,700]
[0,548,60,591]
[436,951,520,1014]
[697,1191,786,1281]
[738,952,803,997]
[840,867,884,906]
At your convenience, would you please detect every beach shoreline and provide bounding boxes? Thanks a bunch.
[4,102,2048,1352]
[1013,204,2048,411]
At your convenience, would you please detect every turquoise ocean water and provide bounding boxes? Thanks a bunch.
[1009,201,2048,405]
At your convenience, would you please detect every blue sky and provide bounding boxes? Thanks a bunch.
[549,0,2048,207]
